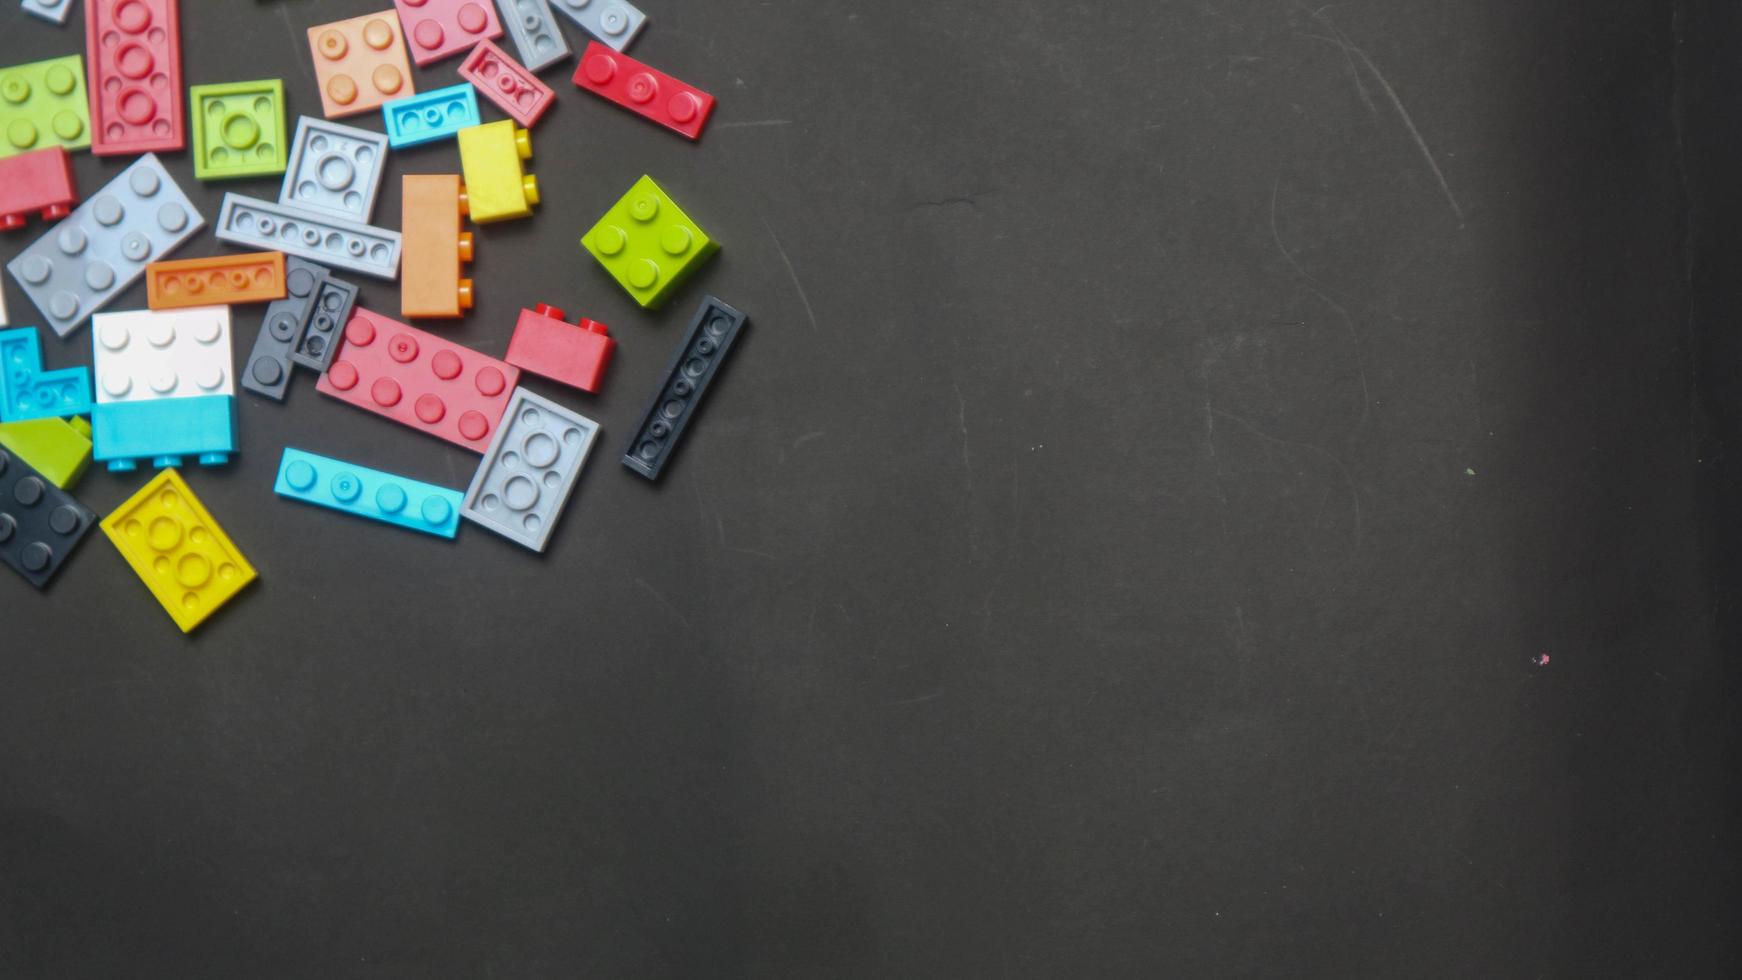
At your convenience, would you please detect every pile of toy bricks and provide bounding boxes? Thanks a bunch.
[0,0,749,632]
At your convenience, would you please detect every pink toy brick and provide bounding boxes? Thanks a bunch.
[317,307,519,451]
[571,41,715,142]
[458,39,554,129]
[85,0,185,155]
[394,0,502,67]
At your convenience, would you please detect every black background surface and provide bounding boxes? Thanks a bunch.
[3,0,1739,976]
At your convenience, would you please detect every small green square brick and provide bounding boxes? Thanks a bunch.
[0,55,90,159]
[581,175,719,310]
[190,80,288,180]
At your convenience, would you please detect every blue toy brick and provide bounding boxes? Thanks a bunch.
[288,271,358,372]
[215,194,401,281]
[0,327,91,421]
[275,448,463,539]
[92,394,236,472]
[497,0,571,71]
[0,444,94,588]
[20,0,73,25]
[550,0,646,52]
[621,296,746,481]
[241,257,325,401]
[462,387,598,551]
[6,155,205,338]
[279,116,388,224]
[382,84,480,149]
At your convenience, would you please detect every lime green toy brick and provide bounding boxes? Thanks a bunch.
[456,120,538,223]
[0,415,92,489]
[190,80,288,181]
[580,175,719,310]
[0,55,90,159]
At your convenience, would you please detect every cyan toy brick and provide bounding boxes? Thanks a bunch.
[622,295,746,480]
[0,55,89,158]
[496,0,570,72]
[290,272,358,372]
[242,257,325,401]
[216,193,400,281]
[190,80,288,181]
[280,116,388,224]
[6,154,204,337]
[0,415,91,489]
[580,174,718,310]
[462,387,597,551]
[101,467,256,633]
[0,444,94,588]
[276,448,463,539]
[382,83,479,149]
[21,0,74,25]
[550,0,645,52]
[92,394,236,472]
[0,326,92,421]
[92,306,233,405]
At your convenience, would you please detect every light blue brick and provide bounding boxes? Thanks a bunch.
[382,84,480,149]
[279,116,388,224]
[274,448,463,539]
[215,193,400,281]
[0,327,91,421]
[496,0,571,71]
[92,394,236,472]
[20,0,73,25]
[550,0,645,52]
[462,388,598,551]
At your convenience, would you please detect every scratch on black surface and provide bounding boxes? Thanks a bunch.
[908,192,990,212]
[1670,1,1702,456]
[276,3,316,91]
[1268,181,1373,436]
[1212,409,1363,552]
[761,218,819,332]
[887,690,944,706]
[634,578,694,633]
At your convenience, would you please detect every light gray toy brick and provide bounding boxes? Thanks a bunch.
[549,0,645,52]
[242,257,326,401]
[496,0,570,71]
[288,273,358,372]
[462,387,598,552]
[216,194,401,281]
[20,0,73,25]
[279,117,389,224]
[7,154,204,338]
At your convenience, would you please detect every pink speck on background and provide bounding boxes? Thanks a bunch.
[1532,653,1551,668]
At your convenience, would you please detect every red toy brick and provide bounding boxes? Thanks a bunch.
[571,41,716,142]
[394,0,502,67]
[505,304,615,394]
[458,39,554,129]
[0,147,76,231]
[317,307,519,451]
[85,0,185,155]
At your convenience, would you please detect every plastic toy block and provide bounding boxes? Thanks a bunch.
[622,295,746,480]
[461,387,596,551]
[91,394,235,471]
[279,117,388,225]
[456,120,537,223]
[504,304,614,393]
[460,39,554,128]
[572,42,714,141]
[550,0,644,53]
[216,194,401,281]
[0,326,92,422]
[395,0,502,67]
[0,415,91,488]
[289,272,358,373]
[92,305,233,406]
[189,80,287,181]
[7,154,203,338]
[316,307,519,451]
[0,55,89,159]
[22,0,75,25]
[240,257,324,401]
[146,251,286,310]
[382,83,479,149]
[85,0,185,155]
[401,175,473,319]
[307,11,414,120]
[275,448,463,539]
[495,0,569,72]
[0,147,76,231]
[0,446,94,588]
[580,175,718,310]
[101,467,255,631]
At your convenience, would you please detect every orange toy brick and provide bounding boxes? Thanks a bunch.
[307,12,414,120]
[400,174,474,319]
[146,251,287,310]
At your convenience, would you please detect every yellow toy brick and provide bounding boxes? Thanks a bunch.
[0,415,91,488]
[456,120,538,223]
[101,468,257,633]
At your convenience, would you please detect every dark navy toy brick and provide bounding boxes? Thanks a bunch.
[0,445,94,588]
[290,273,358,372]
[621,295,746,481]
[242,257,326,401]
